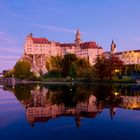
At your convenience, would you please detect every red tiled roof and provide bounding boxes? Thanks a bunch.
[32,37,48,44]
[80,42,99,49]
[60,43,74,47]
[115,52,122,55]
[31,36,101,50]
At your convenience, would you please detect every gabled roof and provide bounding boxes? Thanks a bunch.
[32,37,48,44]
[80,42,101,49]
[59,43,75,47]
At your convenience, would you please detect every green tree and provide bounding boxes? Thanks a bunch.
[123,64,140,76]
[14,59,31,79]
[47,55,62,71]
[45,54,92,78]
[61,54,77,77]
[93,55,108,79]
[76,58,92,78]
[3,69,14,78]
[69,63,77,78]
[46,55,62,78]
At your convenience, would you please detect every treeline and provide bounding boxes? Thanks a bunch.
[45,54,92,78]
[3,53,140,80]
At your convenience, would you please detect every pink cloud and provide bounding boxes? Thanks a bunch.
[0,31,18,46]
[0,31,22,55]
[30,24,88,35]
[0,47,22,54]
[0,56,19,61]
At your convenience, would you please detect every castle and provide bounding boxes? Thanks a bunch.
[22,30,103,74]
[22,29,140,75]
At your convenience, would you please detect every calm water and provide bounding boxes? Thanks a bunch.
[0,83,140,140]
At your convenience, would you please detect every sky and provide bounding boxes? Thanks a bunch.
[0,0,140,72]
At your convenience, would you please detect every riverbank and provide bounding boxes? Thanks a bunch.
[0,77,137,86]
[40,77,137,83]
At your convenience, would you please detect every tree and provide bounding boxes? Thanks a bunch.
[122,64,140,76]
[14,59,31,79]
[69,63,77,78]
[93,55,124,79]
[61,54,77,77]
[45,55,62,78]
[3,69,14,78]
[45,53,92,78]
[47,55,62,71]
[107,55,124,79]
[93,55,108,79]
[75,58,92,78]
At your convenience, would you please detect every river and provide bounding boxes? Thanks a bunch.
[0,83,140,140]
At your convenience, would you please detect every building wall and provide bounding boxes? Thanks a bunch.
[116,51,140,65]
[24,34,104,68]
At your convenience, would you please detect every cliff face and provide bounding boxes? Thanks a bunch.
[20,54,48,76]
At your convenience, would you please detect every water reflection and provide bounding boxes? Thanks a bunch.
[3,84,140,127]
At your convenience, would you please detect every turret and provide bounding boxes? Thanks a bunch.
[27,33,33,38]
[111,40,116,54]
[75,29,82,47]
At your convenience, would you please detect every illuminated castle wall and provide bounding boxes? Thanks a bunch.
[22,30,103,74]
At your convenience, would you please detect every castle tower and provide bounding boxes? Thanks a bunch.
[75,29,82,47]
[27,33,33,38]
[111,40,116,54]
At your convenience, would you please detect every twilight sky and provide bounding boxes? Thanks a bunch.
[0,0,140,71]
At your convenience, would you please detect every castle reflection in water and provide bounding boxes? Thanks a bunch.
[4,84,140,128]
[26,87,102,128]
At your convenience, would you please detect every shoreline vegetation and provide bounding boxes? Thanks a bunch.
[2,53,140,85]
[0,77,137,86]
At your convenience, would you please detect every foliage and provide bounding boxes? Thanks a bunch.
[3,69,14,78]
[45,54,92,78]
[93,54,124,79]
[14,59,31,79]
[28,72,41,81]
[46,55,62,72]
[122,64,140,76]
[75,58,92,78]
[61,54,77,77]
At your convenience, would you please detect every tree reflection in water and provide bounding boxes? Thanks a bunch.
[3,84,140,128]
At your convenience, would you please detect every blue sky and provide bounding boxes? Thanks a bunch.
[0,0,140,71]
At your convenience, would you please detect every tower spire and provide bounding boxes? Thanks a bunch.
[75,29,81,46]
[111,40,116,54]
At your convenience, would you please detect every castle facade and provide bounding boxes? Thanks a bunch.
[23,30,103,74]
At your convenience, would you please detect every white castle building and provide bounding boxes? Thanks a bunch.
[22,30,103,74]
